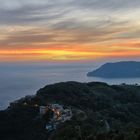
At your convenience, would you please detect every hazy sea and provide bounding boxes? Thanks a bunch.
[1,62,140,110]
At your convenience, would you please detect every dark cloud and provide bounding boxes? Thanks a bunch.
[0,0,140,25]
[0,3,67,25]
[71,0,140,11]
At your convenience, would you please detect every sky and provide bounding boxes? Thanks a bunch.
[0,0,140,62]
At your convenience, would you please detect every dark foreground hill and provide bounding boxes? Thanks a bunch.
[87,61,140,78]
[0,81,140,140]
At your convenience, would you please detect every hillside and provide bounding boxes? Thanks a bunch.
[0,81,140,140]
[87,61,140,78]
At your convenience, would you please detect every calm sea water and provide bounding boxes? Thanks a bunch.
[0,62,140,110]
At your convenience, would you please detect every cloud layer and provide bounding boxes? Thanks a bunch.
[0,0,140,61]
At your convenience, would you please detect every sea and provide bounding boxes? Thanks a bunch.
[0,62,140,110]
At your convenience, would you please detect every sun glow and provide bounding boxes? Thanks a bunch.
[0,45,140,62]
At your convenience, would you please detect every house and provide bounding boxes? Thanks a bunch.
[61,109,72,122]
[40,106,48,115]
[49,104,63,112]
[40,103,73,130]
[51,104,72,123]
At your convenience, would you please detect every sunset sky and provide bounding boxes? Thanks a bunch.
[0,0,140,62]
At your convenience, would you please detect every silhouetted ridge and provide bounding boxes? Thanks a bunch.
[87,61,140,78]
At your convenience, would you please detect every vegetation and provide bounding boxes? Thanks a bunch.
[0,81,140,140]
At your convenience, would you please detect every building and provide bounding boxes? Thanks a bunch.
[46,122,54,132]
[49,104,63,112]
[40,104,73,130]
[40,106,48,115]
[61,109,72,122]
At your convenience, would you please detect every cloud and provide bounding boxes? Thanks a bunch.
[0,0,140,26]
[0,0,140,61]
[0,19,132,48]
[71,0,140,11]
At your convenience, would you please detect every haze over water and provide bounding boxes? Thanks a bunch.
[1,62,140,110]
[0,0,140,110]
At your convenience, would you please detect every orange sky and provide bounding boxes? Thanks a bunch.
[1,44,140,62]
[0,0,140,62]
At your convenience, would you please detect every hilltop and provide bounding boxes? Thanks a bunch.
[87,61,140,78]
[0,81,140,140]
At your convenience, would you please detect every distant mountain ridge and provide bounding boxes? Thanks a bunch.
[87,61,140,78]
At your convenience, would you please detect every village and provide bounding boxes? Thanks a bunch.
[9,95,73,132]
[40,104,73,131]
